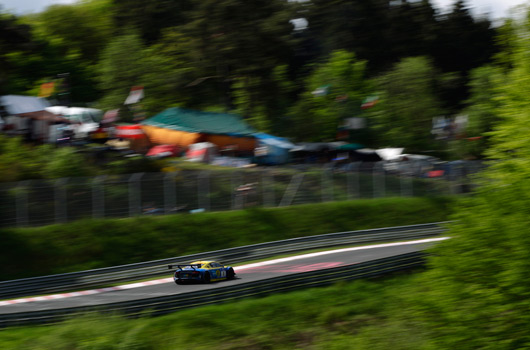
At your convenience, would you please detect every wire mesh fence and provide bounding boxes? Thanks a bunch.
[0,161,483,227]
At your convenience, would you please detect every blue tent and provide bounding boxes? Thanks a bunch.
[253,133,295,165]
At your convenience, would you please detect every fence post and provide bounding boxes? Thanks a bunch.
[373,161,385,198]
[451,163,463,195]
[262,169,275,207]
[129,173,144,216]
[16,180,29,227]
[348,162,360,199]
[55,178,68,224]
[279,173,304,207]
[164,172,177,214]
[400,173,413,197]
[321,166,333,202]
[92,175,106,219]
[198,171,210,211]
[231,171,242,210]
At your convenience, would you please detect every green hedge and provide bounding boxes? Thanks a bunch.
[0,196,455,280]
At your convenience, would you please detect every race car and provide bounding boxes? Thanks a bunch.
[168,260,236,284]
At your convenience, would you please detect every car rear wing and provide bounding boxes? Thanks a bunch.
[168,264,201,270]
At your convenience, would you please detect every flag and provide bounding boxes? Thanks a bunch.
[311,85,330,97]
[124,86,144,105]
[38,82,55,98]
[361,95,379,109]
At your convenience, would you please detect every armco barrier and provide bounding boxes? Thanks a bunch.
[0,222,448,299]
[0,251,426,327]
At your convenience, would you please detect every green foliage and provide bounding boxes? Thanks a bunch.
[30,1,113,64]
[43,147,95,178]
[139,31,196,114]
[96,32,147,112]
[403,17,530,349]
[0,135,165,182]
[1,0,503,148]
[232,65,295,133]
[371,56,444,151]
[0,136,41,181]
[0,196,454,279]
[112,0,193,44]
[453,65,507,158]
[289,50,370,141]
[0,11,36,95]
[0,275,426,350]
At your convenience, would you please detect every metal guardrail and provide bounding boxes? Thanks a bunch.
[0,222,448,300]
[0,251,427,327]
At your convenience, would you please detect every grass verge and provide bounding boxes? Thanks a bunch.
[0,196,455,280]
[0,272,432,350]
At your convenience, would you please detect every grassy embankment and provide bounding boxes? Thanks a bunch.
[0,196,455,280]
[0,196,456,348]
[0,274,435,350]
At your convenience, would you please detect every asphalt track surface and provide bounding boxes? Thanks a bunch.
[0,240,437,315]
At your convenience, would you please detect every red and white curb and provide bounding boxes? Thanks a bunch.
[0,237,449,307]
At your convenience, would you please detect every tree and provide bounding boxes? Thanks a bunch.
[306,0,441,73]
[182,0,296,115]
[111,0,194,44]
[0,11,38,95]
[431,0,497,111]
[457,65,506,158]
[43,148,95,179]
[414,15,530,349]
[288,50,370,141]
[371,56,444,152]
[96,33,147,112]
[30,1,113,64]
[306,0,391,72]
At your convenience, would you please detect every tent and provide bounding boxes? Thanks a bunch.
[253,133,295,165]
[0,95,71,142]
[141,107,257,151]
[0,95,50,115]
[375,148,404,161]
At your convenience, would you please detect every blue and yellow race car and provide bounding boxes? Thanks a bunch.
[168,260,236,284]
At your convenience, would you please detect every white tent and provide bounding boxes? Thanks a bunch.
[375,148,404,161]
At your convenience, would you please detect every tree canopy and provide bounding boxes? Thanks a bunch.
[411,15,530,348]
[0,0,508,154]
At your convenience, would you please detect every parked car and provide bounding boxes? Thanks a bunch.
[168,260,236,284]
[382,154,440,177]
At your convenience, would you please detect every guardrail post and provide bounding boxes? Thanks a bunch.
[129,173,144,216]
[15,180,29,227]
[164,172,177,214]
[198,171,210,211]
[92,175,106,219]
[54,178,68,224]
